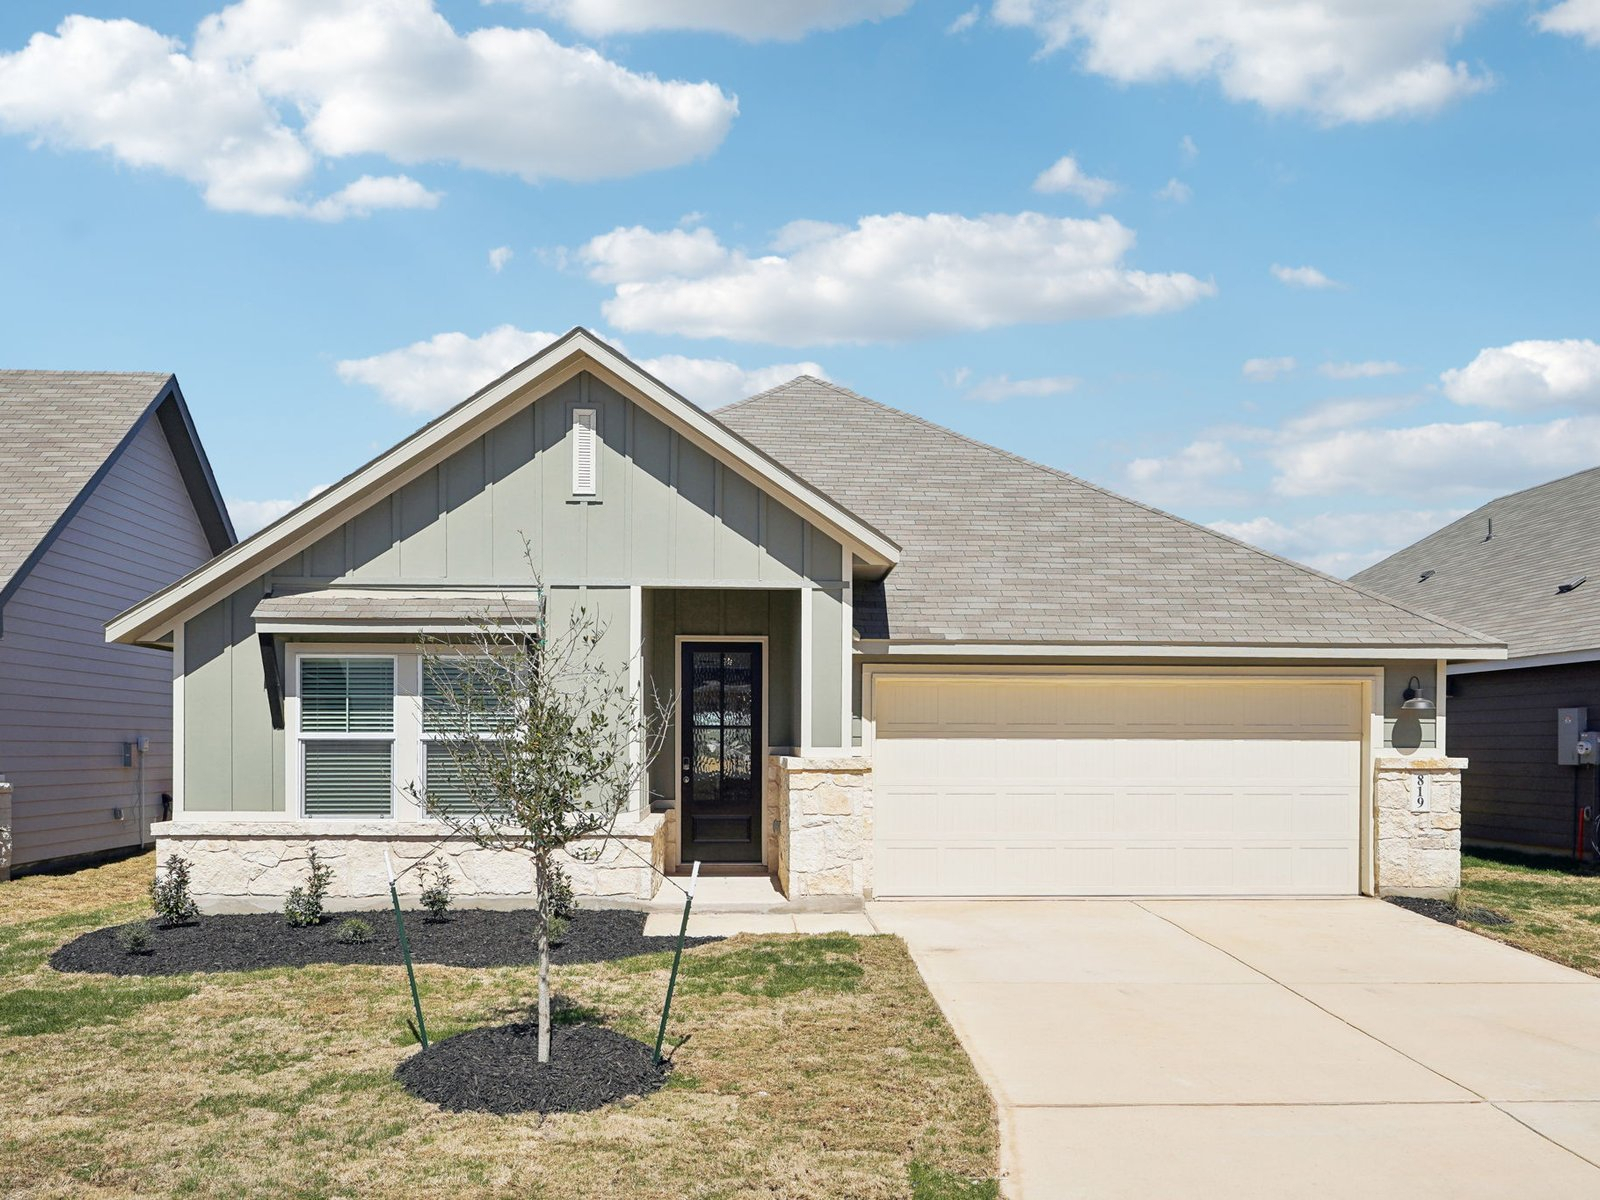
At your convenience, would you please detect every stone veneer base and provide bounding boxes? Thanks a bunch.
[153,815,666,915]
[1374,756,1466,901]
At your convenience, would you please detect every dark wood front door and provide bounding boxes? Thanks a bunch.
[680,642,763,863]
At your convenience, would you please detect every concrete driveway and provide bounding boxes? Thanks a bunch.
[867,898,1600,1199]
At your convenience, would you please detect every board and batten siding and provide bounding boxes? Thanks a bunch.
[269,372,845,590]
[181,371,848,816]
[1447,661,1600,853]
[0,415,214,866]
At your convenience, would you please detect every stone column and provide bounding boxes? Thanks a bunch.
[1374,755,1466,899]
[774,755,872,902]
[0,776,12,882]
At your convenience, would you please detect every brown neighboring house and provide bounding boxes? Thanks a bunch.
[0,372,232,877]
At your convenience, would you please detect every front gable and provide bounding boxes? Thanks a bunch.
[272,370,845,592]
[110,330,893,645]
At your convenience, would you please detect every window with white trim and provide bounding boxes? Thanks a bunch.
[572,407,597,496]
[420,657,516,820]
[298,656,395,818]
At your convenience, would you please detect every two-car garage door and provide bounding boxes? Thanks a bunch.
[872,675,1366,897]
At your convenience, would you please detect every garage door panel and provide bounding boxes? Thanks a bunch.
[872,676,1363,898]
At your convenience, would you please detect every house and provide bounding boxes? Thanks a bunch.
[1353,467,1600,858]
[107,330,1503,911]
[0,372,233,879]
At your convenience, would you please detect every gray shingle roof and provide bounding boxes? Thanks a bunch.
[1351,466,1600,660]
[0,370,172,596]
[254,590,547,625]
[718,377,1498,651]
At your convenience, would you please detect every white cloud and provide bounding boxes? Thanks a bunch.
[228,486,329,536]
[1318,359,1404,379]
[580,212,1214,345]
[1440,339,1600,410]
[1242,356,1295,382]
[1156,177,1192,203]
[1209,509,1467,575]
[488,246,514,273]
[992,0,1497,122]
[336,324,825,414]
[0,2,736,218]
[1279,396,1402,436]
[338,325,560,413]
[639,355,828,408]
[1538,0,1600,46]
[306,174,440,221]
[1179,133,1198,162]
[1032,155,1118,205]
[1125,439,1244,506]
[965,374,1079,403]
[521,0,912,39]
[948,6,981,34]
[1269,415,1600,498]
[1271,263,1340,289]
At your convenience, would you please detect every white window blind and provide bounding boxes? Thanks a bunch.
[421,658,513,820]
[299,657,395,819]
[572,407,597,496]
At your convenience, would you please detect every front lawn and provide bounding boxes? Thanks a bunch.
[0,854,997,1199]
[1459,850,1600,977]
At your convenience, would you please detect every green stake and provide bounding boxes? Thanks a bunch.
[385,850,429,1051]
[653,859,699,1067]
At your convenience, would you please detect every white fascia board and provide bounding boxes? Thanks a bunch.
[1450,647,1600,675]
[108,329,897,646]
[255,621,523,636]
[857,640,1508,662]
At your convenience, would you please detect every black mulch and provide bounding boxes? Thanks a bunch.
[1385,896,1512,927]
[50,908,720,977]
[395,1021,667,1114]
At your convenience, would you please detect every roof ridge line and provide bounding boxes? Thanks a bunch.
[740,376,1500,646]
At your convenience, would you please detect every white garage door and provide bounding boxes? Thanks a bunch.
[872,675,1365,897]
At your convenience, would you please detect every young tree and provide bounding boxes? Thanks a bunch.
[406,580,668,1063]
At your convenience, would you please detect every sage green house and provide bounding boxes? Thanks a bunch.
[110,330,1505,911]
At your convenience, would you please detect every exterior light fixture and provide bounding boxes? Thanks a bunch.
[1400,676,1435,712]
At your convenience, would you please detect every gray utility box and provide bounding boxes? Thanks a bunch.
[1558,707,1590,765]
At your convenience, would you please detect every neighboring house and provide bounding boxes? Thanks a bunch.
[1354,467,1600,858]
[0,372,233,878]
[108,331,1502,911]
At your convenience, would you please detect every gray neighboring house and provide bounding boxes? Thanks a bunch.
[108,331,1502,911]
[0,372,233,878]
[1354,466,1600,858]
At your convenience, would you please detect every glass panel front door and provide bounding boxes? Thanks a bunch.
[680,642,763,863]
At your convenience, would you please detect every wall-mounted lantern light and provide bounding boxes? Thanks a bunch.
[1400,676,1435,711]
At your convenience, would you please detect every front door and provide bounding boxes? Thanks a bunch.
[680,642,763,863]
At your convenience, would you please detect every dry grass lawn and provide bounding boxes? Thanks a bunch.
[1459,850,1600,977]
[0,854,997,1200]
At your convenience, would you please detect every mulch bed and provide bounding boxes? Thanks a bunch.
[395,1021,667,1114]
[1385,895,1512,927]
[50,908,719,977]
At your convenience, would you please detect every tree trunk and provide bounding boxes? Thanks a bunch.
[536,853,552,1064]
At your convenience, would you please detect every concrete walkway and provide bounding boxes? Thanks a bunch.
[868,898,1600,1199]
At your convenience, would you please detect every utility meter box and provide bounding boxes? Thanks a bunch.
[1558,707,1590,765]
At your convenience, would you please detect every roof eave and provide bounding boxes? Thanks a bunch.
[856,639,1508,661]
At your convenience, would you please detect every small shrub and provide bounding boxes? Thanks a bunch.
[546,914,570,946]
[547,861,575,920]
[283,848,335,927]
[115,923,154,956]
[150,854,200,927]
[417,859,454,922]
[334,917,373,945]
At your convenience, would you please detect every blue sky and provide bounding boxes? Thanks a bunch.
[1,1,1597,573]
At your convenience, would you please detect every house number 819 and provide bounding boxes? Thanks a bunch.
[1410,775,1431,813]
